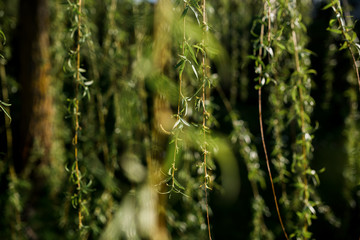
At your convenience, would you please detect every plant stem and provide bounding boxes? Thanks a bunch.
[334,3,360,93]
[171,3,186,189]
[74,0,82,230]
[291,20,309,237]
[258,2,289,239]
[201,0,211,239]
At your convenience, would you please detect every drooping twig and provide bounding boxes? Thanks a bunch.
[257,2,289,239]
[74,0,83,229]
[201,0,211,239]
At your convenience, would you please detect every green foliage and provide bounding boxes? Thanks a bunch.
[65,0,93,232]
[0,99,11,121]
[1,0,360,239]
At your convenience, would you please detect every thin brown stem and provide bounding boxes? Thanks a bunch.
[259,89,289,240]
[201,0,211,239]
[171,4,187,189]
[74,0,82,230]
[258,2,289,239]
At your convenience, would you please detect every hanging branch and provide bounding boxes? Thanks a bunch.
[291,20,311,238]
[255,1,289,239]
[171,2,187,195]
[284,1,318,238]
[324,0,360,92]
[201,0,211,239]
[74,0,83,229]
[66,0,93,230]
[160,1,189,197]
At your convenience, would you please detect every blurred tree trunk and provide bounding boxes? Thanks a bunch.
[13,0,52,174]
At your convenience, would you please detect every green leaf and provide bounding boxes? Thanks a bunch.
[329,18,337,27]
[185,41,198,65]
[322,0,337,10]
[0,100,11,107]
[180,118,190,127]
[189,5,200,25]
[174,178,185,190]
[266,47,274,57]
[326,27,342,34]
[179,60,186,78]
[173,119,181,130]
[0,104,11,122]
[0,30,6,45]
[193,44,205,54]
[306,69,317,75]
[181,6,189,18]
[275,41,286,50]
[339,41,349,50]
[84,80,93,86]
[175,59,185,69]
[191,64,198,79]
[247,55,257,60]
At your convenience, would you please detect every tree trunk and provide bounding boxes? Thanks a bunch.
[14,0,52,174]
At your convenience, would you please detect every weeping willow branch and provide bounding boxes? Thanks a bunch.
[74,0,83,229]
[291,20,310,237]
[325,1,360,93]
[255,1,289,239]
[286,1,317,238]
[169,2,187,196]
[201,0,211,239]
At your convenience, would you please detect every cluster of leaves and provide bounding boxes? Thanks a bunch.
[249,0,331,239]
[276,1,317,239]
[159,0,217,237]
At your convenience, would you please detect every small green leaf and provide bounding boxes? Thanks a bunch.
[185,41,198,65]
[191,64,198,79]
[175,59,184,69]
[180,118,190,127]
[0,104,11,122]
[181,6,189,18]
[329,18,337,27]
[174,178,185,190]
[322,0,337,10]
[339,41,349,50]
[84,80,93,86]
[173,119,181,130]
[0,100,11,107]
[0,30,6,45]
[326,27,342,34]
[306,69,317,75]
